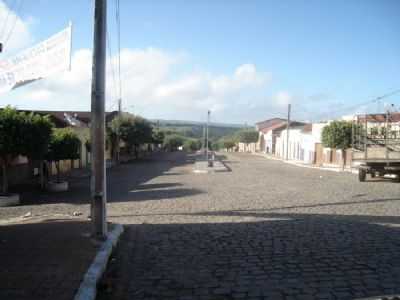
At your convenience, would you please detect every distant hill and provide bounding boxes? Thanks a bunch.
[151,119,246,128]
[150,119,248,140]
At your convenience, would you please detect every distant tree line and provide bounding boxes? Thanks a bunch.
[212,128,259,151]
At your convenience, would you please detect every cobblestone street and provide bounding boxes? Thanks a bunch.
[2,151,400,300]
[96,152,400,300]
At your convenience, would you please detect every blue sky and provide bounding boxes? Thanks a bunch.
[1,0,399,124]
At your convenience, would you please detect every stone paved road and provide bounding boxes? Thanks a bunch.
[95,152,400,300]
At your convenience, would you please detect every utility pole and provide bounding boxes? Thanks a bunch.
[90,0,107,239]
[206,110,210,161]
[385,109,390,160]
[116,98,121,163]
[286,104,291,160]
[202,125,206,153]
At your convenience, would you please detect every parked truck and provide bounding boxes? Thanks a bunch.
[352,113,400,182]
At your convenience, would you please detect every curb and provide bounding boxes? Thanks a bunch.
[253,152,358,175]
[74,223,124,300]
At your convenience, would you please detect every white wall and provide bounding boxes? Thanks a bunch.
[275,123,328,164]
[258,131,274,153]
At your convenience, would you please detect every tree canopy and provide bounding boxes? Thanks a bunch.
[48,128,81,162]
[0,106,25,163]
[110,114,153,157]
[0,107,26,194]
[152,129,165,145]
[22,113,54,160]
[221,137,237,149]
[236,129,259,144]
[0,107,55,193]
[163,134,185,151]
[321,121,352,150]
[183,138,202,151]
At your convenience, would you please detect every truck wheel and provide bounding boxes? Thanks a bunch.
[370,172,375,178]
[359,169,366,182]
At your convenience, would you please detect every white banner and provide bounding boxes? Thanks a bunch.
[0,24,72,93]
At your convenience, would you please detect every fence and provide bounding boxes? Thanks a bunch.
[314,143,352,167]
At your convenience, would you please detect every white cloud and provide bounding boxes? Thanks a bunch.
[274,91,292,107]
[3,47,275,123]
[0,1,34,53]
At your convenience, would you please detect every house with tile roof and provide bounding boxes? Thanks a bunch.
[256,118,306,155]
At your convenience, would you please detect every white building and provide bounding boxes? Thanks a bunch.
[275,122,328,164]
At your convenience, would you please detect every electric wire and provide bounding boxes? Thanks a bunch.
[3,0,23,48]
[106,28,118,112]
[300,89,400,122]
[0,0,16,41]
[116,0,122,103]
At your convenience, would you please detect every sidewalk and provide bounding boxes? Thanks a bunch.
[0,216,99,300]
[254,152,358,174]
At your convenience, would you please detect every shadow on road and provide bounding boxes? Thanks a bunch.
[98,212,400,300]
[16,151,196,205]
[0,219,97,300]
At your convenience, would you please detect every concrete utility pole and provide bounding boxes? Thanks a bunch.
[286,104,291,160]
[90,0,107,239]
[116,98,121,163]
[206,110,210,161]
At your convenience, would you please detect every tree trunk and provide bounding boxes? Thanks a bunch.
[39,160,44,189]
[134,145,138,159]
[1,162,8,195]
[86,150,89,168]
[115,137,120,164]
[341,149,346,171]
[56,161,60,183]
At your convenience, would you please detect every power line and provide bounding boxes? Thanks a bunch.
[116,0,122,102]
[306,89,400,121]
[3,0,23,48]
[0,0,16,41]
[106,29,118,110]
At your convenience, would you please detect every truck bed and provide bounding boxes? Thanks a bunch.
[352,147,400,162]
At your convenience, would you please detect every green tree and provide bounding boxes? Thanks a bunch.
[48,128,81,182]
[163,134,185,151]
[236,129,259,145]
[211,141,221,151]
[0,107,25,194]
[113,115,153,158]
[220,137,237,150]
[109,114,132,160]
[183,138,202,152]
[130,116,153,158]
[22,113,54,188]
[152,129,165,147]
[321,121,352,169]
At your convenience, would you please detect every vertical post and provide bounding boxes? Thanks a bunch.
[116,98,121,163]
[202,126,206,154]
[351,117,355,150]
[206,110,210,161]
[385,110,389,160]
[286,104,291,160]
[90,0,107,239]
[364,114,367,160]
